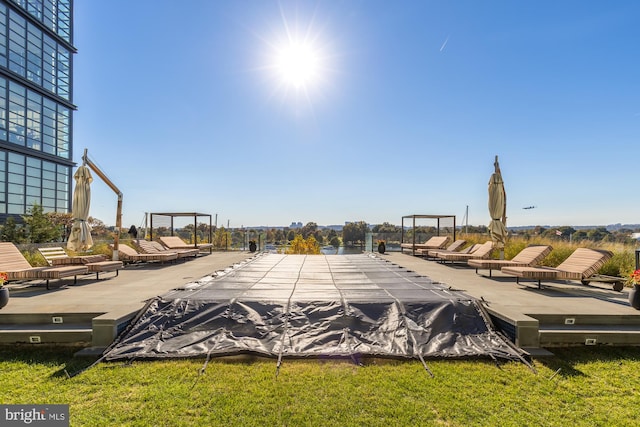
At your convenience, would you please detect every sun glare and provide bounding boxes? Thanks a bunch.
[275,41,320,89]
[257,5,338,111]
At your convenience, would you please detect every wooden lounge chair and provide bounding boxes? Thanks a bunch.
[134,239,198,260]
[426,243,480,259]
[115,244,179,264]
[38,247,123,280]
[159,236,213,253]
[467,245,552,277]
[501,248,613,289]
[417,239,467,258]
[0,242,88,290]
[400,235,450,255]
[434,241,495,264]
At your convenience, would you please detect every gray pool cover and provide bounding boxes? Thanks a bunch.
[103,254,525,363]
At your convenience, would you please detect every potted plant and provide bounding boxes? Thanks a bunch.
[377,240,386,254]
[628,269,640,310]
[249,240,257,253]
[0,272,9,310]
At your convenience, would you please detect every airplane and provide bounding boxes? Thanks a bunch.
[522,206,537,210]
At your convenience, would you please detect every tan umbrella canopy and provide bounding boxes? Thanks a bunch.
[67,164,94,252]
[487,155,507,259]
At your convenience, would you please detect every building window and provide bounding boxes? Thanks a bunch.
[2,80,70,159]
[0,78,6,140]
[8,9,26,76]
[0,150,5,214]
[8,81,26,146]
[0,150,69,215]
[12,0,71,44]
[7,151,25,214]
[4,7,71,100]
[0,4,8,68]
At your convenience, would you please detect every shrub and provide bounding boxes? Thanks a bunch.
[286,234,320,254]
[21,249,47,267]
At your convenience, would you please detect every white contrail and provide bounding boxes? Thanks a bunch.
[440,35,450,52]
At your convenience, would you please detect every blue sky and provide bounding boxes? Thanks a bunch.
[73,1,640,230]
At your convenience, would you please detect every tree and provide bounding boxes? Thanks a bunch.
[213,226,231,250]
[0,216,26,243]
[154,226,172,237]
[587,227,610,241]
[231,229,245,248]
[300,222,318,239]
[88,217,111,240]
[371,222,401,233]
[274,228,286,243]
[22,203,61,243]
[46,212,73,239]
[571,230,589,242]
[183,223,210,243]
[285,234,320,254]
[342,221,369,245]
[266,228,276,243]
[541,226,575,240]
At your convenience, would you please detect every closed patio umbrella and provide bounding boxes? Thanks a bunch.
[67,164,94,252]
[488,155,507,259]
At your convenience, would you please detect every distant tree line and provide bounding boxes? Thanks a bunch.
[3,207,638,248]
[512,226,638,245]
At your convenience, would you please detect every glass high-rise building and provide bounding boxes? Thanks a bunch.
[0,0,74,222]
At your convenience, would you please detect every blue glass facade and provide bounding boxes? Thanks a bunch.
[0,0,74,219]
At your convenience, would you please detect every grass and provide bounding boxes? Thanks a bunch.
[1,346,640,426]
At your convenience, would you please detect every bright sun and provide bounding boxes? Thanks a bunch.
[275,41,321,90]
[259,6,336,108]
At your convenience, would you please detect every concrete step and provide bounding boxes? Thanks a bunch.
[0,309,138,347]
[539,324,640,346]
[531,313,640,326]
[0,323,92,344]
[0,312,102,325]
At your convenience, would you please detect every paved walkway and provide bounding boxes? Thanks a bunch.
[2,252,256,314]
[2,250,636,316]
[383,252,635,316]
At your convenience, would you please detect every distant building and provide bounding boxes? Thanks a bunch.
[0,0,75,223]
[289,221,302,229]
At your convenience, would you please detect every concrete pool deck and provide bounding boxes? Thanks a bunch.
[1,250,639,353]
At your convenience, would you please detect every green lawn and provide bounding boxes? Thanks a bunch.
[1,346,640,426]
